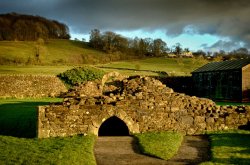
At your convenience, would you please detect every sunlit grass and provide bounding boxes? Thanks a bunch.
[0,135,96,165]
[98,57,209,76]
[0,57,209,76]
[0,40,108,65]
[134,131,183,160]
[0,65,74,75]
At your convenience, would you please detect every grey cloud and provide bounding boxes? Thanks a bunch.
[202,40,245,52]
[1,0,250,48]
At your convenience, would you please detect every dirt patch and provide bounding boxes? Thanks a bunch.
[94,136,209,165]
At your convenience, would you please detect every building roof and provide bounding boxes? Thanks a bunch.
[192,59,250,73]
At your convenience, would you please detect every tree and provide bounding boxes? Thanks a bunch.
[138,38,147,56]
[235,47,248,55]
[113,34,129,53]
[174,43,182,56]
[89,29,102,49]
[193,50,206,57]
[152,38,167,56]
[183,48,190,52]
[102,31,117,53]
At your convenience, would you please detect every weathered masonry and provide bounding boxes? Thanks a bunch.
[37,75,250,138]
[192,59,250,102]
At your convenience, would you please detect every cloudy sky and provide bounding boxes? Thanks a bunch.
[1,0,250,51]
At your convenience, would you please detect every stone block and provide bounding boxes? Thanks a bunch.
[206,117,214,124]
[194,116,205,124]
[181,116,194,126]
[69,105,79,110]
[170,106,179,112]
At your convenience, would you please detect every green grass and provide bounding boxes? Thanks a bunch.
[0,98,96,164]
[98,57,208,76]
[0,57,208,76]
[201,130,250,165]
[0,98,62,138]
[0,65,74,75]
[0,40,109,65]
[0,135,96,165]
[134,131,183,160]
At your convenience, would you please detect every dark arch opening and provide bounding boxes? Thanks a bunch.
[98,116,129,136]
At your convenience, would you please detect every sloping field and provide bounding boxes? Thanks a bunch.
[0,40,109,65]
[98,57,209,76]
[0,57,209,76]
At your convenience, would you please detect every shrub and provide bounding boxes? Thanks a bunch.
[57,66,105,87]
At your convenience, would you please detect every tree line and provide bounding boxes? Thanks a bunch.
[0,13,70,41]
[89,29,168,57]
[88,29,250,59]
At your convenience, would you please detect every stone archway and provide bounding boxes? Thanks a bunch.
[98,116,129,136]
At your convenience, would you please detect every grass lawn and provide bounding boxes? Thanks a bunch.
[134,131,183,160]
[0,65,74,75]
[0,98,96,164]
[0,57,208,76]
[201,130,250,165]
[0,98,62,138]
[98,57,208,76]
[0,135,96,165]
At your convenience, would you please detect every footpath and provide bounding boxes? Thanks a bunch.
[94,136,209,165]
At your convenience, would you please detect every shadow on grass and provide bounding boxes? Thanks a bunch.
[210,133,250,148]
[209,132,250,164]
[213,157,250,164]
[0,101,51,138]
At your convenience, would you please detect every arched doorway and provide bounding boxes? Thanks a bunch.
[98,116,129,136]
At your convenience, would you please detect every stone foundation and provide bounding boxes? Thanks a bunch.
[37,76,250,138]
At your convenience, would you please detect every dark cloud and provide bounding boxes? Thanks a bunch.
[201,40,245,52]
[1,0,250,48]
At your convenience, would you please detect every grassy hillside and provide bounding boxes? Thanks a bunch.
[0,57,209,76]
[0,57,208,76]
[0,40,209,76]
[0,40,120,65]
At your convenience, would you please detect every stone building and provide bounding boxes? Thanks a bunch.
[37,75,250,138]
[192,59,250,102]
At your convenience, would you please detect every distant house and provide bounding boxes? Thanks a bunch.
[192,59,250,102]
[180,51,193,58]
[166,53,177,58]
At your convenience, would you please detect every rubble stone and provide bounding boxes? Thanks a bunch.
[37,75,250,138]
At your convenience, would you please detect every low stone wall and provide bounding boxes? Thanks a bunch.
[0,74,67,98]
[37,76,250,138]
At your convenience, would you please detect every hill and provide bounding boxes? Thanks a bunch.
[0,39,209,76]
[0,39,134,65]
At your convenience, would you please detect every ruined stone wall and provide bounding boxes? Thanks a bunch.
[0,74,67,98]
[37,76,250,138]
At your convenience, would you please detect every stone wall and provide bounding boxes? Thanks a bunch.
[0,74,67,98]
[37,76,250,138]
